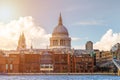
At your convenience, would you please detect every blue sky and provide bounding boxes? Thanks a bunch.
[0,0,120,50]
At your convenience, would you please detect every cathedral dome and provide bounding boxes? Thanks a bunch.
[53,25,68,35]
[52,14,69,36]
[50,14,71,49]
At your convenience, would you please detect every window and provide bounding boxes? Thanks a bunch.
[60,40,65,46]
[6,64,8,70]
[53,40,58,46]
[10,64,13,70]
[40,64,53,71]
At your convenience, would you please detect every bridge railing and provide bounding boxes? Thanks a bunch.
[112,59,120,70]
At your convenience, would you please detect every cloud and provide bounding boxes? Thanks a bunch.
[0,16,51,50]
[94,29,120,51]
[71,37,81,41]
[74,20,106,26]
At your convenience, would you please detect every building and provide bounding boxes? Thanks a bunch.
[95,50,112,65]
[0,14,94,73]
[50,14,71,49]
[86,41,93,51]
[111,43,120,60]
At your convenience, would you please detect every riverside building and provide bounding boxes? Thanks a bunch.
[0,14,94,73]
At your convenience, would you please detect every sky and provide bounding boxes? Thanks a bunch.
[0,0,120,51]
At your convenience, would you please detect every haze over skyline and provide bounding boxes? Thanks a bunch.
[0,0,120,51]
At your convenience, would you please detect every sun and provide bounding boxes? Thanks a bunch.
[0,6,14,22]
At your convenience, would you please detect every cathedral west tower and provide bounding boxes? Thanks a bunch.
[50,14,71,49]
[17,32,26,50]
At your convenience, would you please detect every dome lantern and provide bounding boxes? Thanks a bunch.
[58,13,63,25]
